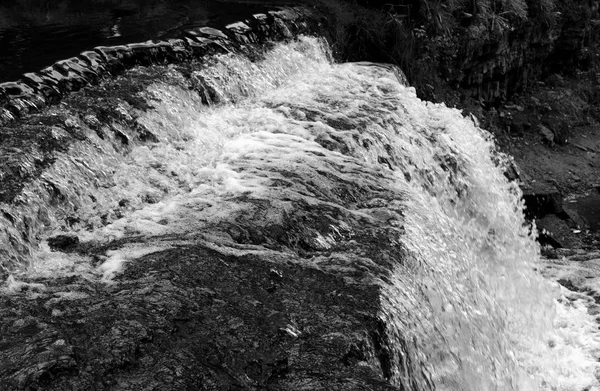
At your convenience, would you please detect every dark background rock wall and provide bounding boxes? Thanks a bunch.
[328,0,600,107]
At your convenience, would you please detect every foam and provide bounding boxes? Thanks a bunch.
[99,245,169,281]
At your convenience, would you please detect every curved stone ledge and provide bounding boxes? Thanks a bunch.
[0,6,325,126]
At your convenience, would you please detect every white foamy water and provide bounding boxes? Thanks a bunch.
[2,36,600,389]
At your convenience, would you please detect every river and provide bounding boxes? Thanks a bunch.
[0,5,599,391]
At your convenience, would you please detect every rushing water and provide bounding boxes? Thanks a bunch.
[2,36,600,389]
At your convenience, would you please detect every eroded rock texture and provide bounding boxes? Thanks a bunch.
[0,245,398,390]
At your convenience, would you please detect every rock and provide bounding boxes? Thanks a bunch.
[536,214,583,248]
[111,125,130,145]
[544,73,565,88]
[78,50,108,75]
[509,112,531,137]
[538,124,555,146]
[63,116,80,130]
[505,104,525,112]
[500,157,521,182]
[82,114,101,130]
[20,72,61,102]
[226,22,259,44]
[47,234,80,252]
[522,182,564,219]
[141,191,162,204]
[562,207,588,229]
[573,143,589,152]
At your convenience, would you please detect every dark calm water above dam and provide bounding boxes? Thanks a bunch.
[0,0,293,82]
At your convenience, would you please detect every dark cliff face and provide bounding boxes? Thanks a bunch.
[335,0,600,107]
[454,0,600,105]
[451,18,556,105]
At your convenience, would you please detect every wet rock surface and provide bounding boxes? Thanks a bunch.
[0,244,396,390]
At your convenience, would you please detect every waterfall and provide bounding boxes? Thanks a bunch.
[1,29,600,389]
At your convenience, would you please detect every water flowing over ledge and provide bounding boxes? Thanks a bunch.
[0,12,600,391]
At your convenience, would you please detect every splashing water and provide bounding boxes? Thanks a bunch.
[2,36,600,389]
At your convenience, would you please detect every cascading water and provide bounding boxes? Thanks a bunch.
[1,35,600,389]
